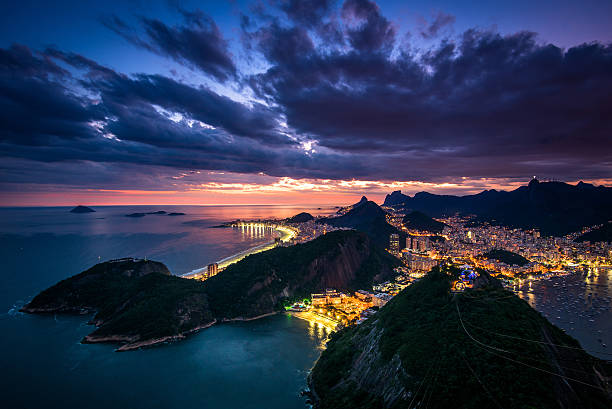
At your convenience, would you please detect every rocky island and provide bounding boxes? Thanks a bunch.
[309,267,612,408]
[70,205,95,213]
[21,230,399,351]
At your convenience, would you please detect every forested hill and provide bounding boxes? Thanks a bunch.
[22,230,399,351]
[383,179,612,236]
[310,267,612,409]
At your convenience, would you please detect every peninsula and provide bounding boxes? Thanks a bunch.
[21,230,399,351]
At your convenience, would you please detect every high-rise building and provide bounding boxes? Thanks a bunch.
[390,233,400,255]
[207,263,219,278]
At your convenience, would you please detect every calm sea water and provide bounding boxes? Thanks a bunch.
[2,206,610,408]
[0,205,335,409]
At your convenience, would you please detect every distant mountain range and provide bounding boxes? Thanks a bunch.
[384,179,612,236]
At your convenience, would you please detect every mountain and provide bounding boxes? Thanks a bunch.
[22,230,399,351]
[383,180,612,236]
[575,222,612,243]
[310,267,612,409]
[402,211,446,234]
[286,212,315,223]
[70,205,95,213]
[478,249,530,266]
[320,199,405,248]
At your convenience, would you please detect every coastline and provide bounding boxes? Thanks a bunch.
[181,223,297,279]
[285,310,338,331]
[81,312,282,351]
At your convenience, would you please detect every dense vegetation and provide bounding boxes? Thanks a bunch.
[384,179,612,236]
[23,259,212,341]
[401,211,446,233]
[311,267,612,409]
[479,248,530,266]
[204,230,400,318]
[575,222,612,243]
[23,231,399,349]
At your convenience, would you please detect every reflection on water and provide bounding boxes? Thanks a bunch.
[516,267,612,360]
[0,205,339,409]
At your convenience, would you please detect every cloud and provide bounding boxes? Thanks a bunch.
[341,0,395,53]
[101,9,237,81]
[1,0,612,200]
[420,11,455,39]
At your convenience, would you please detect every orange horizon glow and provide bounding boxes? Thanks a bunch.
[2,177,610,207]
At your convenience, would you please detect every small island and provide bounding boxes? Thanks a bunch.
[70,205,95,213]
[125,213,146,218]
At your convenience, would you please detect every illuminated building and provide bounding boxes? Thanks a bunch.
[390,233,400,255]
[207,263,219,277]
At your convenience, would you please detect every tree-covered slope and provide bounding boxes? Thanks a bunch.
[478,248,530,266]
[575,222,612,243]
[401,211,446,233]
[204,230,400,319]
[22,231,399,350]
[310,267,612,409]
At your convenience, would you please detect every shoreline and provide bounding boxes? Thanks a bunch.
[80,312,283,351]
[181,224,297,279]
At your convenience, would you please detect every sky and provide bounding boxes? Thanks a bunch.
[1,0,611,206]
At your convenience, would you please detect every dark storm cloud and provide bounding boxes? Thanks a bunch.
[278,0,335,28]
[420,11,455,39]
[101,9,236,81]
[341,0,395,53]
[2,0,612,189]
[247,14,612,180]
[0,45,103,146]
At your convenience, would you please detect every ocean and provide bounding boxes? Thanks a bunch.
[1,205,610,408]
[0,205,335,409]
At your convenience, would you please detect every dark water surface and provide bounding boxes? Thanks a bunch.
[0,205,334,409]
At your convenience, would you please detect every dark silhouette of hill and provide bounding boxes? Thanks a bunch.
[286,212,314,223]
[384,179,612,235]
[479,249,529,266]
[402,211,446,233]
[320,198,405,248]
[70,205,95,213]
[575,222,612,243]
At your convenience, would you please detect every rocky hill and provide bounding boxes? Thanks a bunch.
[320,199,405,248]
[70,205,95,213]
[22,231,399,351]
[383,179,612,236]
[286,212,315,223]
[310,267,612,409]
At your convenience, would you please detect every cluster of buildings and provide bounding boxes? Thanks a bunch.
[386,212,612,286]
[435,216,612,278]
[307,288,394,325]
